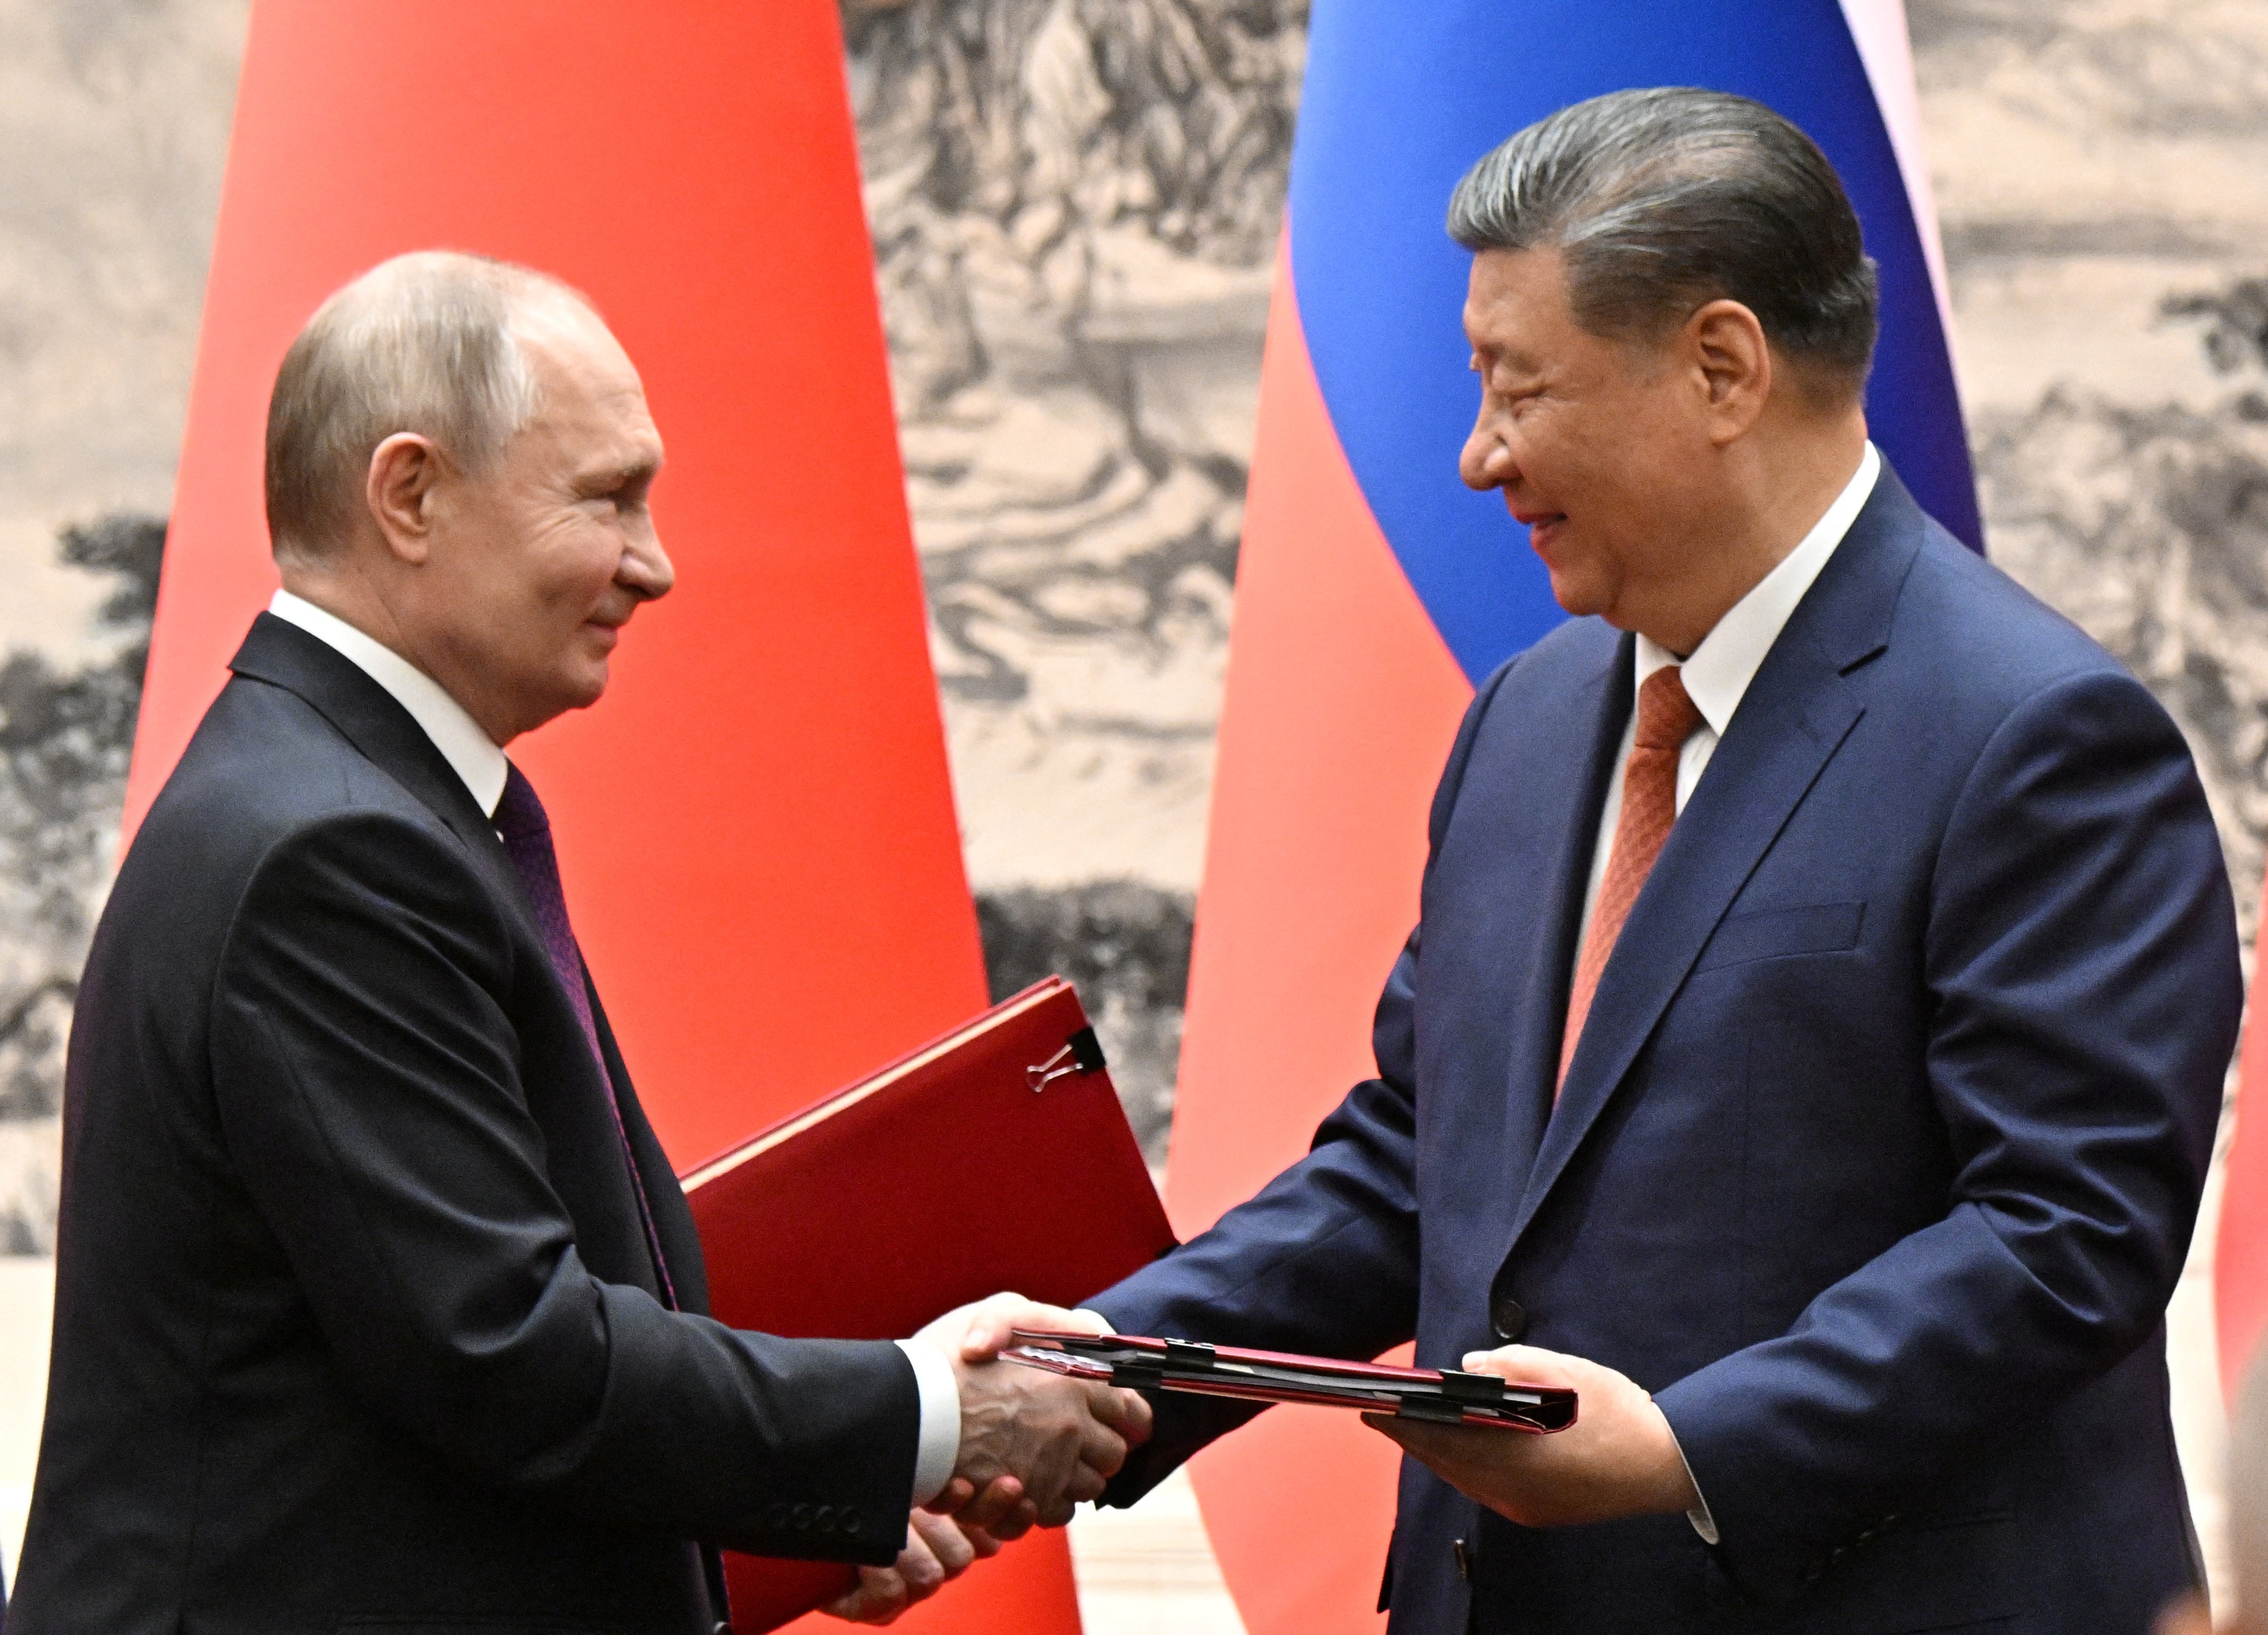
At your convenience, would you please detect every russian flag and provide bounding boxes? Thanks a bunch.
[1163,5,1975,1630]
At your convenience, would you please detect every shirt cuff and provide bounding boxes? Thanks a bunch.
[1669,1423,1720,1545]
[895,1337,961,1508]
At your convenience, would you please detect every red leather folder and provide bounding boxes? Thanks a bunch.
[679,977,1176,1632]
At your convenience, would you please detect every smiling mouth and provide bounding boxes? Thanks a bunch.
[1515,513,1568,551]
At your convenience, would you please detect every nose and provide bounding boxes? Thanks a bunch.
[1460,408,1514,493]
[619,523,675,603]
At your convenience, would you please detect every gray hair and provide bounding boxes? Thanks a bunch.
[264,251,593,557]
[1447,88,1879,393]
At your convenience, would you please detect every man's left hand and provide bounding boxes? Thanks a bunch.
[1367,1345,1700,1528]
[821,1507,1005,1625]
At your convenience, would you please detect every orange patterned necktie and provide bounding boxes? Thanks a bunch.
[1558,665,1704,1093]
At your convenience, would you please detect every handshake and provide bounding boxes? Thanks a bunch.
[826,1293,1152,1625]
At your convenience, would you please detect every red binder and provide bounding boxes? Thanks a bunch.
[679,977,1177,1631]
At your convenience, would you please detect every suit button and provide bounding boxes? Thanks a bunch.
[766,1502,790,1528]
[1490,1295,1527,1342]
[816,1505,836,1533]
[841,1506,863,1535]
[793,1503,813,1529]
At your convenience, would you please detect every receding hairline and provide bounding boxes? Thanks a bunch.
[490,274,619,356]
[265,251,620,559]
[505,291,648,404]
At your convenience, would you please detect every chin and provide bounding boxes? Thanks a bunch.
[558,663,610,713]
[1546,568,1608,620]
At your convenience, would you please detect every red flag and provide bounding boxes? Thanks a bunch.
[2216,880,2268,1405]
[127,4,1077,1628]
[1162,247,1469,1635]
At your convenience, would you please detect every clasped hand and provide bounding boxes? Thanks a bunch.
[824,1293,1149,1625]
[932,1293,1147,1530]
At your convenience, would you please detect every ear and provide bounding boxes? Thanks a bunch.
[364,433,447,564]
[1683,299,1772,445]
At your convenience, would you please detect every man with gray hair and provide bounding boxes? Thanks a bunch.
[9,251,1150,1633]
[1046,87,2239,1631]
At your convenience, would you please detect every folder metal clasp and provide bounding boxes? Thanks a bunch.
[1026,1026,1107,1093]
[1026,1045,1078,1093]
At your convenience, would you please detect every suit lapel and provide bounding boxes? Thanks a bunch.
[230,615,502,846]
[1488,633,1632,1195]
[230,615,689,1296]
[590,984,710,1315]
[1502,466,1929,1253]
[228,614,563,953]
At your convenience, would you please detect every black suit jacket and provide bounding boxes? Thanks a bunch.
[11,615,919,1634]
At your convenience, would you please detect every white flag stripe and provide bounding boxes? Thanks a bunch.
[1836,0,1960,378]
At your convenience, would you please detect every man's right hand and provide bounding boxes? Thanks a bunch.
[916,1294,1152,1529]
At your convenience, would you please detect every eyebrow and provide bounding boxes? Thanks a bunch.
[1474,347,1542,381]
[580,458,661,494]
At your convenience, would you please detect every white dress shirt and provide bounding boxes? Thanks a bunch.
[1563,443,1879,1543]
[267,589,961,1507]
[269,589,510,814]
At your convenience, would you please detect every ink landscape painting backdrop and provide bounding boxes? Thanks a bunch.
[3,0,2266,1624]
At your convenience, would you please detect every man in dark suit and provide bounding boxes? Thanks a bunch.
[10,251,1147,1633]
[997,89,2241,1632]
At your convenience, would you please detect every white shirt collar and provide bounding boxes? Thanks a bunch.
[1635,442,1881,735]
[267,589,512,818]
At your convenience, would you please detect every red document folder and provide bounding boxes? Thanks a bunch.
[679,977,1177,1632]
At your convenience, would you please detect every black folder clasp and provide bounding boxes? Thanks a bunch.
[1067,1025,1107,1073]
[1397,1369,1508,1424]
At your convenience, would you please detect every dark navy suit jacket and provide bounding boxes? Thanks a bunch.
[1090,468,2241,1633]
[13,617,918,1634]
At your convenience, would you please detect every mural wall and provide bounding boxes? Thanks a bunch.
[0,0,246,1252]
[1913,0,2268,952]
[844,0,1305,1162]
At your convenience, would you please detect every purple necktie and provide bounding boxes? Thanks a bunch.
[494,764,678,1310]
